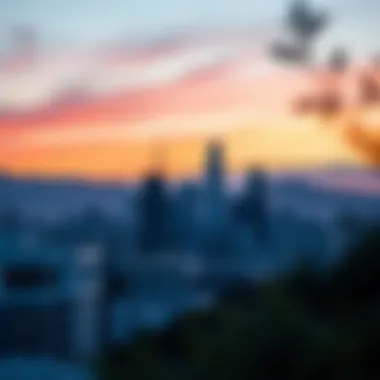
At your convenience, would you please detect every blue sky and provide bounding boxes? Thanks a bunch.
[0,0,379,59]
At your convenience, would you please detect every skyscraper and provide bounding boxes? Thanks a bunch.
[243,167,270,241]
[205,141,224,190]
[201,140,230,255]
[137,174,171,254]
[204,140,226,218]
[136,140,173,255]
[174,181,198,251]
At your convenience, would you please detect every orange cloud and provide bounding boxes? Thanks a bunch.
[0,44,370,180]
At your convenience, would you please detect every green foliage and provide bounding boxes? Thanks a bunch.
[99,226,380,379]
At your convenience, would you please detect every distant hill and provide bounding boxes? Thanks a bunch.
[0,174,134,222]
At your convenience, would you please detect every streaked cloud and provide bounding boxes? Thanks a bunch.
[0,27,374,180]
[0,32,266,112]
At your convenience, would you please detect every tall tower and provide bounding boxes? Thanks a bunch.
[138,140,171,254]
[203,140,225,222]
[201,140,230,254]
[205,141,224,192]
[245,167,270,241]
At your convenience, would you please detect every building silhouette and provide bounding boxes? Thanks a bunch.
[201,140,231,256]
[236,168,270,242]
[0,235,105,362]
[137,174,172,254]
[173,181,199,252]
[137,142,173,255]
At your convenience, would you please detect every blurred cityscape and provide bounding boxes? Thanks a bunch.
[1,0,380,379]
[1,140,380,378]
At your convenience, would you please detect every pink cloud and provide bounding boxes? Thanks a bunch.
[0,30,269,115]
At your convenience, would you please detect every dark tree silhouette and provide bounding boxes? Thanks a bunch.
[271,39,305,66]
[271,1,331,117]
[313,47,349,118]
[358,70,380,106]
[318,91,343,119]
[99,225,380,380]
[328,47,349,73]
[293,94,319,114]
[343,122,380,166]
[271,0,330,66]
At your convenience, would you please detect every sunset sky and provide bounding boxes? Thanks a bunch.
[0,0,379,180]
